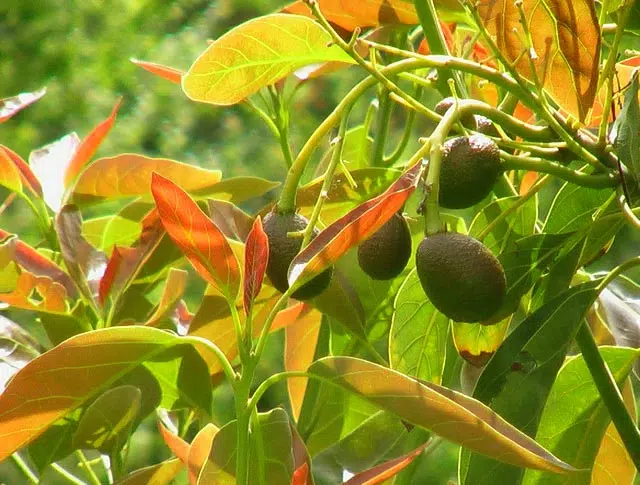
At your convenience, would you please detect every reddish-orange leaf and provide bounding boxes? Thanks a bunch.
[0,229,76,296]
[187,423,218,485]
[519,171,539,196]
[291,463,310,485]
[290,424,313,485]
[418,22,455,54]
[0,145,42,196]
[151,173,240,300]
[64,98,122,186]
[157,419,190,465]
[284,303,322,420]
[288,161,424,289]
[0,87,47,123]
[144,268,188,328]
[99,246,125,306]
[0,270,68,313]
[130,58,183,85]
[0,146,22,194]
[115,458,183,485]
[343,442,427,484]
[243,216,269,315]
[588,56,640,128]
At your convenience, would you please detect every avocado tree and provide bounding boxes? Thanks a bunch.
[1,0,640,483]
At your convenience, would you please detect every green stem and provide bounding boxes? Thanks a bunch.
[243,100,279,138]
[574,322,640,470]
[75,450,101,485]
[616,186,640,230]
[184,335,237,385]
[385,85,422,165]
[51,463,88,485]
[235,356,256,485]
[500,152,619,188]
[248,370,310,413]
[11,453,38,484]
[253,289,293,362]
[371,87,393,166]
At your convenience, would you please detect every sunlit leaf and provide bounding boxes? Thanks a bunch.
[0,326,212,462]
[309,356,575,473]
[521,347,640,484]
[182,14,355,106]
[452,316,511,367]
[288,161,424,289]
[588,56,640,128]
[70,154,222,206]
[0,315,39,392]
[0,146,23,194]
[130,58,184,84]
[29,132,81,212]
[244,216,269,315]
[157,416,190,464]
[65,98,122,185]
[342,441,427,484]
[0,87,46,123]
[194,176,279,204]
[544,183,614,234]
[187,423,218,485]
[196,420,236,483]
[390,269,449,384]
[284,303,322,420]
[73,385,141,453]
[144,268,188,328]
[460,280,602,484]
[152,173,240,300]
[0,145,42,196]
[208,200,254,243]
[0,268,68,314]
[115,458,184,485]
[477,0,600,120]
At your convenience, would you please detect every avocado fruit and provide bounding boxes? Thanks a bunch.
[263,211,332,300]
[434,97,477,129]
[474,115,500,137]
[439,134,501,209]
[415,231,506,323]
[357,212,412,280]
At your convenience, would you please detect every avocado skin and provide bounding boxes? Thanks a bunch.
[434,97,477,129]
[415,232,506,323]
[357,212,412,280]
[439,134,501,209]
[263,211,332,300]
[474,115,500,137]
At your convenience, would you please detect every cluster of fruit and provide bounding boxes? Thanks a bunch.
[263,99,508,324]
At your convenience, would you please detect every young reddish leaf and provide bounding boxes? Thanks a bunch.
[343,442,428,484]
[0,145,42,196]
[244,216,269,315]
[208,199,254,242]
[130,58,184,85]
[284,303,322,420]
[589,56,640,127]
[519,171,539,196]
[151,173,240,300]
[157,418,190,464]
[115,458,184,485]
[143,268,189,328]
[0,87,47,123]
[418,22,455,54]
[70,154,222,206]
[187,423,218,485]
[0,270,67,314]
[477,0,600,121]
[0,229,76,296]
[290,424,313,485]
[308,356,575,473]
[64,98,122,186]
[452,317,511,368]
[29,133,81,212]
[291,463,310,485]
[182,14,355,106]
[0,146,23,193]
[288,161,424,289]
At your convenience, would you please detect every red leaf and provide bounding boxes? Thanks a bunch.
[291,463,310,485]
[151,173,240,300]
[157,419,190,465]
[130,58,184,85]
[243,216,269,315]
[343,442,427,484]
[288,161,424,288]
[98,246,125,307]
[0,145,42,197]
[65,98,122,185]
[417,22,455,54]
[0,87,47,123]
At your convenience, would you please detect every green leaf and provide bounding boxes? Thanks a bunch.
[309,356,575,473]
[543,183,612,234]
[611,69,640,183]
[114,458,183,485]
[522,346,640,484]
[460,280,602,485]
[182,14,356,106]
[452,316,511,368]
[390,269,449,384]
[193,176,279,204]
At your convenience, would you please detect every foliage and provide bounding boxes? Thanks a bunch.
[1,0,640,484]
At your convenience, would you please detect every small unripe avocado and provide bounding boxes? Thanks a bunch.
[474,115,500,137]
[263,211,332,300]
[434,97,477,129]
[439,134,501,209]
[357,212,411,280]
[415,232,506,323]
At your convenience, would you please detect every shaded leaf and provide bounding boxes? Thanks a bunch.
[284,303,322,420]
[544,184,612,234]
[65,98,122,185]
[244,216,269,315]
[193,176,279,204]
[0,87,46,123]
[73,385,141,453]
[208,199,254,242]
[187,423,218,485]
[288,161,424,289]
[29,132,81,212]
[309,356,574,473]
[70,154,222,206]
[599,284,640,376]
[611,69,640,182]
[144,268,189,327]
[390,269,449,384]
[0,326,212,462]
[152,173,240,300]
[477,0,600,120]
[0,315,39,392]
[343,441,427,485]
[0,145,42,196]
[291,424,314,485]
[182,14,355,106]
[250,408,296,484]
[115,458,184,485]
[130,58,183,84]
[522,347,639,484]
